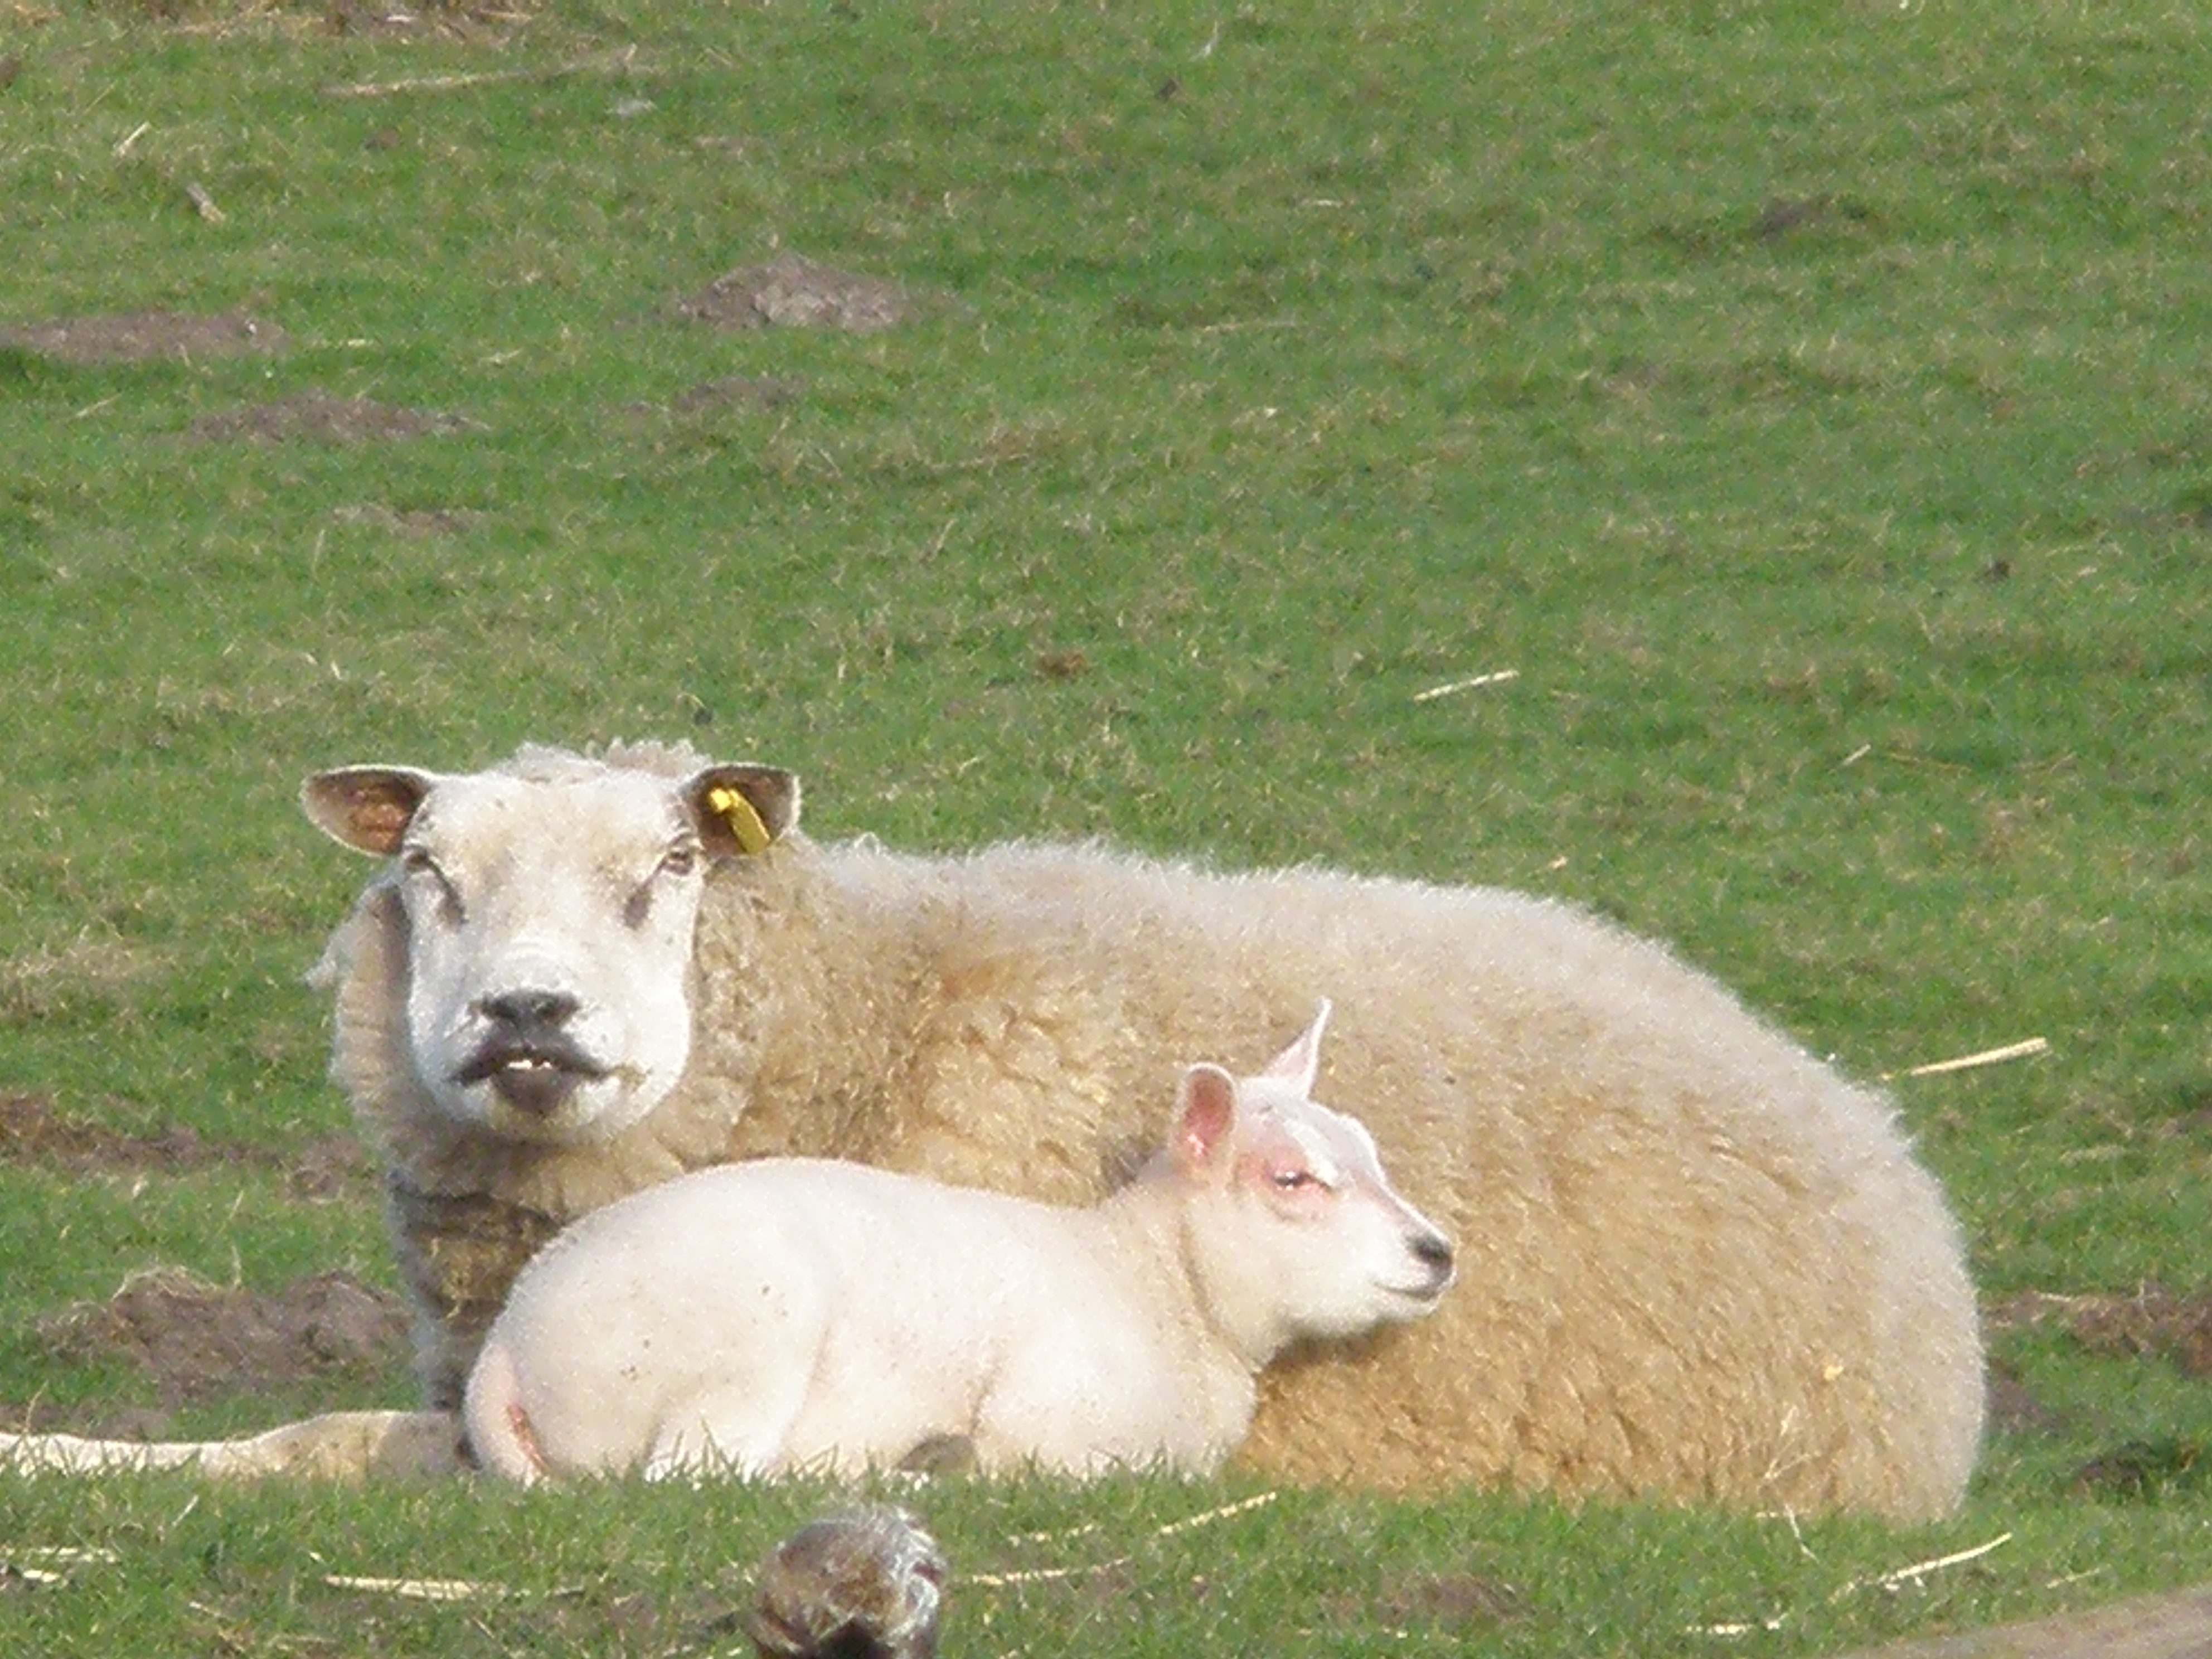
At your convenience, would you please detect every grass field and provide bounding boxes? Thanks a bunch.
[3,0,2210,1651]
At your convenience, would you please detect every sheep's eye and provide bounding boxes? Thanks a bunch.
[1273,1169,1322,1192]
[625,848,693,928]
[399,846,449,890]
[399,847,464,922]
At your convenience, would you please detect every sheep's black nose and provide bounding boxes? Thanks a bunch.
[1412,1233,1455,1275]
[477,990,580,1032]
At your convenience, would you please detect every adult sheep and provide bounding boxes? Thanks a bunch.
[303,740,1983,1518]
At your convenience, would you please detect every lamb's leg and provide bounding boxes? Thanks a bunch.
[643,1374,816,1482]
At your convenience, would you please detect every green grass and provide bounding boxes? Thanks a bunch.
[4,0,2211,1650]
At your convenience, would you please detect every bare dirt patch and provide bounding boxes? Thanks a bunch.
[1983,1356,2072,1438]
[1984,1287,2212,1498]
[0,1091,370,1199]
[5,1098,406,1439]
[1372,1571,1525,1632]
[1,310,287,365]
[677,251,923,333]
[31,1268,408,1419]
[2070,1435,2208,1501]
[1311,1572,1524,1643]
[1987,1286,2212,1379]
[186,388,481,444]
[1,1090,214,1173]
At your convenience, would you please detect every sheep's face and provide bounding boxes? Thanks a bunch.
[306,749,795,1144]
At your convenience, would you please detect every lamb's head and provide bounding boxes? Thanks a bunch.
[304,744,797,1144]
[1172,1001,1456,1364]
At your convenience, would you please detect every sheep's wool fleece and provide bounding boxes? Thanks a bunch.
[318,743,1983,1519]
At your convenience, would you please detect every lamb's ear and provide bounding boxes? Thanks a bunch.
[302,767,439,857]
[1258,998,1332,1095]
[1174,1064,1240,1180]
[688,764,800,858]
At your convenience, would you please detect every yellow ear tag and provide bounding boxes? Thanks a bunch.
[706,785,774,856]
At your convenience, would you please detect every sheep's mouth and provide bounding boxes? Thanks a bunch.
[1380,1267,1456,1305]
[454,1041,611,1115]
[1382,1282,1446,1305]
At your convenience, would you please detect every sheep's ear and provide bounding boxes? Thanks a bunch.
[689,764,800,858]
[1258,998,1331,1095]
[302,767,439,857]
[1173,1064,1240,1180]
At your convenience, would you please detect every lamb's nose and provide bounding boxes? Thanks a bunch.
[477,990,580,1031]
[1411,1233,1455,1279]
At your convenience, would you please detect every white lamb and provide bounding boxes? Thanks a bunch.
[463,1004,1454,1482]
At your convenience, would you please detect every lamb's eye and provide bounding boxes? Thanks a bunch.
[1273,1169,1322,1191]
[659,845,699,879]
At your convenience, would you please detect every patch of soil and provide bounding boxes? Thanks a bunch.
[1312,1572,1522,1638]
[2070,1435,2209,1501]
[1,309,287,365]
[35,1268,409,1411]
[1983,1356,2072,1438]
[2073,1288,2212,1376]
[186,388,480,444]
[678,252,919,333]
[1,1090,208,1172]
[1987,1286,2212,1378]
[1033,648,1091,681]
[1372,1571,1525,1631]
[0,1092,369,1200]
